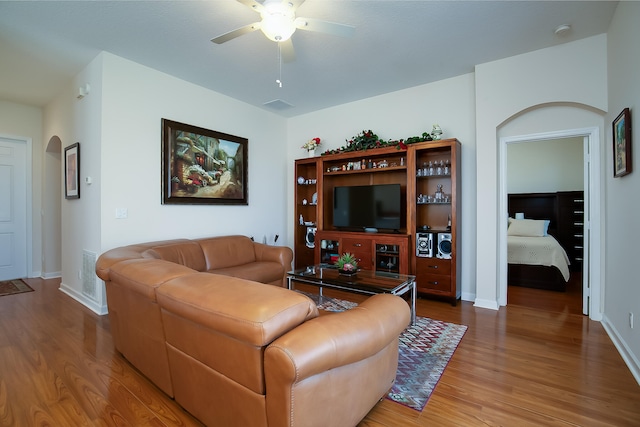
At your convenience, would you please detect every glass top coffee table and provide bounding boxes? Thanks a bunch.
[287,265,416,324]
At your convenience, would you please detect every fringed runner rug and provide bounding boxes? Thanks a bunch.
[315,295,467,411]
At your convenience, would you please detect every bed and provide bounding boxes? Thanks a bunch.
[507,192,579,291]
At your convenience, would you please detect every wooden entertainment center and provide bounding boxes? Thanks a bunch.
[294,139,461,304]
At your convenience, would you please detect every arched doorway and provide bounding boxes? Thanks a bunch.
[496,104,604,321]
[43,136,62,278]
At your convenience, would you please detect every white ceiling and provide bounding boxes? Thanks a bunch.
[0,1,618,118]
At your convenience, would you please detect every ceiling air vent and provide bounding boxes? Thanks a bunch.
[263,99,294,110]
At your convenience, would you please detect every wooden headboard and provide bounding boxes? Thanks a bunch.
[508,192,559,237]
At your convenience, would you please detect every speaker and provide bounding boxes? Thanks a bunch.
[437,233,452,259]
[305,227,316,248]
[416,232,434,258]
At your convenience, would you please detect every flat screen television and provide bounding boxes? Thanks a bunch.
[333,184,403,232]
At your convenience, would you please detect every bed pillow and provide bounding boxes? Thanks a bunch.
[507,219,548,237]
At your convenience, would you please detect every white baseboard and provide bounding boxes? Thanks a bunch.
[58,282,108,316]
[601,314,640,386]
[42,271,62,279]
[474,298,500,310]
[461,291,476,302]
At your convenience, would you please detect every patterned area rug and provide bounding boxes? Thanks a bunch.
[0,279,34,297]
[314,295,467,411]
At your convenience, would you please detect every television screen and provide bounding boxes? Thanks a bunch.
[333,184,402,231]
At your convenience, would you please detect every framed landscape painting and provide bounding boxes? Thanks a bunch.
[613,108,632,178]
[162,119,248,205]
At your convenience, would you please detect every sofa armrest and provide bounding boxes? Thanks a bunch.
[264,294,410,427]
[265,293,409,381]
[253,242,293,271]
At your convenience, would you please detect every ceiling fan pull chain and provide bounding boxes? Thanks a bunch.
[276,42,283,88]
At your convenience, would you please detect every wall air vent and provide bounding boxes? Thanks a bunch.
[82,249,97,300]
[263,99,294,110]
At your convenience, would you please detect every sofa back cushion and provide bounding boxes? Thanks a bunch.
[157,273,318,395]
[197,235,256,270]
[143,241,206,272]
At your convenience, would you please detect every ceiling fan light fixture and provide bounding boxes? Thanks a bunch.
[260,2,296,42]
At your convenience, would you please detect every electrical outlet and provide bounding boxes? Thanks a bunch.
[630,312,634,329]
[77,270,82,279]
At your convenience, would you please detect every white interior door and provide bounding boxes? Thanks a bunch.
[0,137,27,280]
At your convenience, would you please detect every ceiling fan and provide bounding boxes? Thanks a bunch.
[211,0,355,62]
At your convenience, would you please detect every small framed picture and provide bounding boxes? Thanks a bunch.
[612,108,632,178]
[64,142,80,199]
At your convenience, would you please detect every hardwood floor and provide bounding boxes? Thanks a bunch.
[1,278,639,426]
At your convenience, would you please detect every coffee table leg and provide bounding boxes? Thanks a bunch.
[411,280,417,325]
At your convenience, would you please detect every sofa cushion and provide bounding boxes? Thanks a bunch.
[143,241,207,272]
[197,235,256,270]
[208,261,284,286]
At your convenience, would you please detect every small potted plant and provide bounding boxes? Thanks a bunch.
[336,253,358,276]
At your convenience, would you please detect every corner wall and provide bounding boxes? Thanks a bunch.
[286,74,478,300]
[603,1,640,384]
[474,35,608,309]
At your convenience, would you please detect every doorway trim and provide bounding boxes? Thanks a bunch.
[498,127,602,321]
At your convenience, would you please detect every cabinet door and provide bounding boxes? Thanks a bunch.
[341,238,373,269]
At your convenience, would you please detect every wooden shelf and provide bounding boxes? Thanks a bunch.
[294,139,461,303]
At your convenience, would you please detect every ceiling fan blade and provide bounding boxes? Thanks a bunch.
[211,22,261,44]
[295,17,355,38]
[280,39,296,63]
[236,0,264,14]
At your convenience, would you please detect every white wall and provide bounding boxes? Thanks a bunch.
[0,100,43,278]
[475,35,608,309]
[287,73,477,300]
[507,137,584,194]
[99,53,289,250]
[603,1,640,383]
[44,53,106,313]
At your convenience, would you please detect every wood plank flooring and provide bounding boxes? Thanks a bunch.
[1,277,638,426]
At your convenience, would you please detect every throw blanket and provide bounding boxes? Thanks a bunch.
[507,235,571,281]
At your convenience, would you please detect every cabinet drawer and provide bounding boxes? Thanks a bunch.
[416,273,451,292]
[415,257,451,276]
[342,238,372,252]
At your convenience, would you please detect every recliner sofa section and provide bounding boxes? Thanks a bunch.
[95,235,410,427]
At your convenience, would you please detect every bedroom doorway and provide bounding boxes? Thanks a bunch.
[498,127,602,319]
[506,137,584,314]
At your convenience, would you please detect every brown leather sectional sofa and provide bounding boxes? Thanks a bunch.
[95,235,410,427]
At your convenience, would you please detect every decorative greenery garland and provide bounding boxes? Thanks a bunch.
[321,129,434,155]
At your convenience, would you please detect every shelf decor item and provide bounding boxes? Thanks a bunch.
[336,253,358,275]
[302,137,321,157]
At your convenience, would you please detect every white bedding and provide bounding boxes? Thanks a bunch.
[507,235,571,281]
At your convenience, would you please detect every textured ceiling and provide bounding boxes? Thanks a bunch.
[0,1,618,117]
